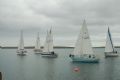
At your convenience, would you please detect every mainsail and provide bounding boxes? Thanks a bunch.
[18,30,24,50]
[105,27,114,52]
[73,20,94,55]
[43,28,54,53]
[35,32,41,50]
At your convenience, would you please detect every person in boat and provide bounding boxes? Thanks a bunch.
[93,55,95,58]
[69,54,74,57]
[115,51,117,53]
[51,51,55,55]
[69,54,72,57]
[113,50,117,53]
[89,55,91,58]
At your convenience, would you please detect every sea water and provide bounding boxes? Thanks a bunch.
[0,48,120,80]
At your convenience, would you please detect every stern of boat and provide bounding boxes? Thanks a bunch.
[69,54,99,63]
[105,52,119,57]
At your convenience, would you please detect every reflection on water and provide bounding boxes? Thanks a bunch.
[16,56,26,80]
[45,59,55,80]
[104,58,116,80]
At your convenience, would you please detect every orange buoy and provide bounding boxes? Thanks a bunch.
[73,67,80,72]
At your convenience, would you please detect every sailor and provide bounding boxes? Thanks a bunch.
[115,51,117,53]
[51,51,54,54]
[69,54,72,57]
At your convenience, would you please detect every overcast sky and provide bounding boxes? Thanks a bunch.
[0,0,120,47]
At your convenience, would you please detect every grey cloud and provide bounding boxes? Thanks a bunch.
[0,0,120,46]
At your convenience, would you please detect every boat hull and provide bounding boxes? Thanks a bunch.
[69,54,99,63]
[41,52,58,58]
[35,52,42,54]
[17,53,26,56]
[17,50,27,53]
[104,52,119,57]
[17,50,27,56]
[34,49,42,54]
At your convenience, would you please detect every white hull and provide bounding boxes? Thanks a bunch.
[17,50,27,53]
[35,51,42,54]
[41,52,57,58]
[34,51,42,54]
[17,53,26,56]
[69,54,99,63]
[34,49,42,54]
[17,50,27,56]
[105,52,119,57]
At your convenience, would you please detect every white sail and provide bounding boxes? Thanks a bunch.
[105,27,114,52]
[43,30,49,52]
[73,20,94,55]
[35,32,41,50]
[49,28,54,52]
[43,28,54,53]
[18,30,24,50]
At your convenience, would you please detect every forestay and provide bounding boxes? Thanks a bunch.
[105,27,114,52]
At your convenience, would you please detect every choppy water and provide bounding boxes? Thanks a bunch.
[0,48,120,80]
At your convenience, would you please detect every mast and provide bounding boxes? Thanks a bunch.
[47,30,50,53]
[35,32,40,49]
[49,28,54,52]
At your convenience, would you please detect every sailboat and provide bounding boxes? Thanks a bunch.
[104,27,118,57]
[17,30,27,56]
[34,32,42,54]
[69,20,99,63]
[41,28,57,58]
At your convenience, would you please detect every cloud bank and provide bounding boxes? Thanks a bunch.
[0,0,120,46]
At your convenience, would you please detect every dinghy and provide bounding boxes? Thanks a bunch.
[69,20,99,63]
[104,27,118,57]
[17,30,27,56]
[34,32,42,54]
[41,28,57,58]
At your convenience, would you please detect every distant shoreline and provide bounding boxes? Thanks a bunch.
[0,46,73,49]
[0,46,120,49]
